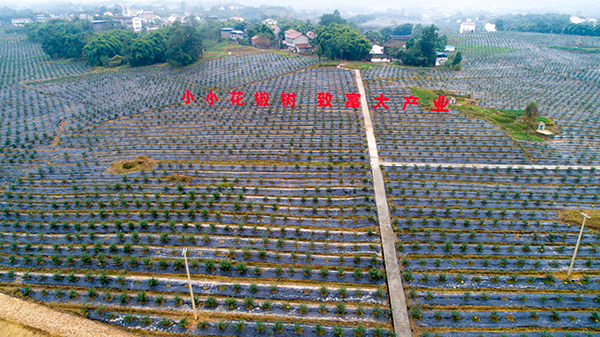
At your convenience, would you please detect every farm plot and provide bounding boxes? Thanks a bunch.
[363,32,600,167]
[364,80,530,165]
[54,68,367,165]
[0,64,395,335]
[384,164,600,336]
[168,52,322,89]
[0,39,89,86]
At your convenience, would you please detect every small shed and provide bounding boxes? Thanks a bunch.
[220,28,233,39]
[109,55,125,67]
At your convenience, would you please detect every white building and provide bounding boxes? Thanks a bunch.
[132,17,142,31]
[485,22,496,32]
[570,16,585,24]
[262,18,277,25]
[460,21,476,34]
[11,18,32,26]
[370,44,384,55]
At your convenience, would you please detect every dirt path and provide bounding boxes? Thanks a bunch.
[0,293,136,337]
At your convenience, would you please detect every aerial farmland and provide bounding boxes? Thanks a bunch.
[1,27,599,337]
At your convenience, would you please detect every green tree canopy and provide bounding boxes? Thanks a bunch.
[400,25,442,67]
[246,23,276,41]
[166,23,203,67]
[523,102,540,131]
[82,30,137,66]
[129,39,155,67]
[27,19,94,59]
[144,29,169,64]
[393,23,413,35]
[445,51,462,70]
[319,10,347,27]
[315,23,371,61]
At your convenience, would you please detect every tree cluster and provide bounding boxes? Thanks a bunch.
[27,19,95,59]
[444,51,462,70]
[27,20,202,68]
[399,25,444,67]
[245,23,276,43]
[494,13,600,37]
[315,22,371,61]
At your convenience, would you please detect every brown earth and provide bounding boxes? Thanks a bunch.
[0,293,135,337]
[108,155,158,174]
[557,209,600,232]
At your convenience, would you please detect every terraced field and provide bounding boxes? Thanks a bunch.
[0,31,599,337]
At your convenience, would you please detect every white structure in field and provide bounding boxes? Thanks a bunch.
[460,21,476,33]
[485,22,496,32]
[370,44,384,55]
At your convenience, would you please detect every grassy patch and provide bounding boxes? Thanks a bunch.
[202,41,257,60]
[315,61,340,68]
[343,62,381,70]
[409,87,546,142]
[558,209,600,232]
[456,45,518,55]
[165,174,194,184]
[550,45,600,54]
[108,155,158,174]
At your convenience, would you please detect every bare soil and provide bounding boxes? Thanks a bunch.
[0,293,135,337]
[557,209,600,232]
[108,155,158,174]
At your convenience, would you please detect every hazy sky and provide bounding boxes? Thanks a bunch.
[1,0,599,16]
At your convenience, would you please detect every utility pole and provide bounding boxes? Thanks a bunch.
[567,212,591,277]
[182,248,197,320]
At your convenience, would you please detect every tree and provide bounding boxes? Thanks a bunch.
[445,51,462,70]
[393,23,413,35]
[400,25,440,67]
[144,30,168,63]
[129,39,155,67]
[319,10,347,27]
[315,23,371,61]
[82,30,136,66]
[245,23,276,43]
[82,35,121,66]
[166,23,203,67]
[523,102,540,131]
[27,19,94,59]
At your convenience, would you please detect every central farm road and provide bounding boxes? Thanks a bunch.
[354,69,413,337]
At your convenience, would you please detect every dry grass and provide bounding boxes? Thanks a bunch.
[558,209,600,232]
[108,155,158,174]
[50,120,67,147]
[165,174,194,184]
[0,319,53,337]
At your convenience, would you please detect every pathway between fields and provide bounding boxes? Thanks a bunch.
[354,69,413,337]
[0,293,136,337]
[380,161,600,170]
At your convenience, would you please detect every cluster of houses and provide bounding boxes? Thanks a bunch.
[219,18,315,54]
[458,18,497,34]
[10,5,205,32]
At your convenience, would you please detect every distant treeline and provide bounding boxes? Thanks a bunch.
[26,19,202,67]
[495,13,600,36]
